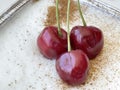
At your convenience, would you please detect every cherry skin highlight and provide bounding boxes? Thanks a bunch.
[56,50,89,85]
[37,26,67,59]
[70,26,104,59]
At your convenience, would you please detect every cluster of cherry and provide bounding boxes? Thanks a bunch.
[37,0,104,85]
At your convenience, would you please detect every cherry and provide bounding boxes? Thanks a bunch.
[56,0,89,85]
[37,0,67,59]
[37,26,67,59]
[70,26,104,59]
[70,0,104,59]
[56,50,89,85]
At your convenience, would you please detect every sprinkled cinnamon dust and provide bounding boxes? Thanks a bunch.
[32,0,39,2]
[44,0,78,26]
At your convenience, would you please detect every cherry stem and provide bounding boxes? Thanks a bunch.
[78,0,87,26]
[67,0,71,52]
[56,0,62,36]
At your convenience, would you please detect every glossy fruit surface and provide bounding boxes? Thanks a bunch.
[70,26,104,59]
[37,26,67,59]
[56,50,89,85]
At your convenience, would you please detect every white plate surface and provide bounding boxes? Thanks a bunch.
[0,0,120,90]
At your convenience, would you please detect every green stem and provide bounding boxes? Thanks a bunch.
[67,0,71,52]
[56,0,62,36]
[78,0,87,26]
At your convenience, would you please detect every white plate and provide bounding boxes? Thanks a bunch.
[95,0,120,9]
[0,0,30,25]
[0,0,19,16]
[0,0,120,90]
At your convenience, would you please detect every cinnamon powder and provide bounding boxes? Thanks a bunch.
[44,0,78,26]
[32,0,39,2]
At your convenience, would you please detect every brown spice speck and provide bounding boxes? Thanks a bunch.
[90,83,93,85]
[38,63,42,67]
[8,84,11,86]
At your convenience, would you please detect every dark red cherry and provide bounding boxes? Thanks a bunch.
[56,50,89,85]
[37,26,67,59]
[70,26,104,59]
